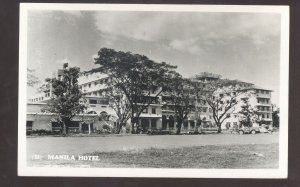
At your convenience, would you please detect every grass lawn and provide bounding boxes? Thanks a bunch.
[28,143,278,168]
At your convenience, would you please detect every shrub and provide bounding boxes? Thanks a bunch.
[27,129,60,136]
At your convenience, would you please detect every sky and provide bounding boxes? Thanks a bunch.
[27,10,281,104]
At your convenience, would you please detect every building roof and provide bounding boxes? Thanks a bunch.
[194,72,221,79]
[249,85,273,91]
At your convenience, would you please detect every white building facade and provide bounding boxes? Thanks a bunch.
[28,65,274,133]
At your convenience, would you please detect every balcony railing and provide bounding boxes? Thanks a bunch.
[255,93,271,98]
[256,102,271,106]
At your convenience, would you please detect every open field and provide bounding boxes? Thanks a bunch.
[27,133,279,168]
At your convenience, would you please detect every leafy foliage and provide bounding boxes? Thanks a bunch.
[238,97,259,127]
[164,73,196,134]
[44,66,86,135]
[272,107,280,128]
[199,78,253,132]
[93,48,178,133]
[100,86,131,134]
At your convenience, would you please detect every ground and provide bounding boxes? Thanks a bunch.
[27,133,279,168]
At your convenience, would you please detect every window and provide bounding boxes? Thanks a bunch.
[152,108,156,114]
[52,122,61,131]
[226,122,231,129]
[209,108,212,113]
[233,122,238,127]
[89,99,97,104]
[88,83,91,88]
[26,121,33,131]
[266,114,269,119]
[99,99,109,105]
[142,108,148,113]
[202,107,207,112]
[262,114,265,118]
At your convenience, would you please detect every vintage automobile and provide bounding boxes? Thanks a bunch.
[237,126,273,135]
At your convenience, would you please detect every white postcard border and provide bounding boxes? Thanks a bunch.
[18,3,289,178]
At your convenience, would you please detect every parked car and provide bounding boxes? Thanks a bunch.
[237,126,272,135]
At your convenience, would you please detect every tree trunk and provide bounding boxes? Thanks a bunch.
[217,123,222,133]
[115,121,120,134]
[176,117,184,135]
[195,119,201,134]
[131,122,136,134]
[116,122,123,134]
[176,121,182,135]
[62,121,67,136]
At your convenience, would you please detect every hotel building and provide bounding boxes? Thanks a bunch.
[27,65,274,133]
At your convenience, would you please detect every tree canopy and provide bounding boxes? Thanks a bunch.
[163,73,197,134]
[44,66,86,135]
[93,48,178,133]
[238,97,259,127]
[198,78,253,132]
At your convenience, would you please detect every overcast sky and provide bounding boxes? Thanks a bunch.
[27,10,281,104]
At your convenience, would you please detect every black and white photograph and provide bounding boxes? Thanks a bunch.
[18,4,289,178]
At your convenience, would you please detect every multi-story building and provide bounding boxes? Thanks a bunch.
[28,63,274,133]
[77,71,116,116]
[191,72,273,130]
[191,72,221,126]
[223,85,273,129]
[27,64,113,134]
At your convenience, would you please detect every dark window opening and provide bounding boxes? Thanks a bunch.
[152,108,156,114]
[26,121,33,131]
[89,99,97,104]
[52,122,61,132]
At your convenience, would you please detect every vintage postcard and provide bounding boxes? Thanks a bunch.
[18,3,289,178]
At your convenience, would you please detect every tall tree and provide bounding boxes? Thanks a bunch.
[190,80,206,133]
[165,74,196,134]
[272,106,280,128]
[238,97,259,127]
[44,66,85,135]
[93,48,177,133]
[200,78,252,133]
[100,86,131,134]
